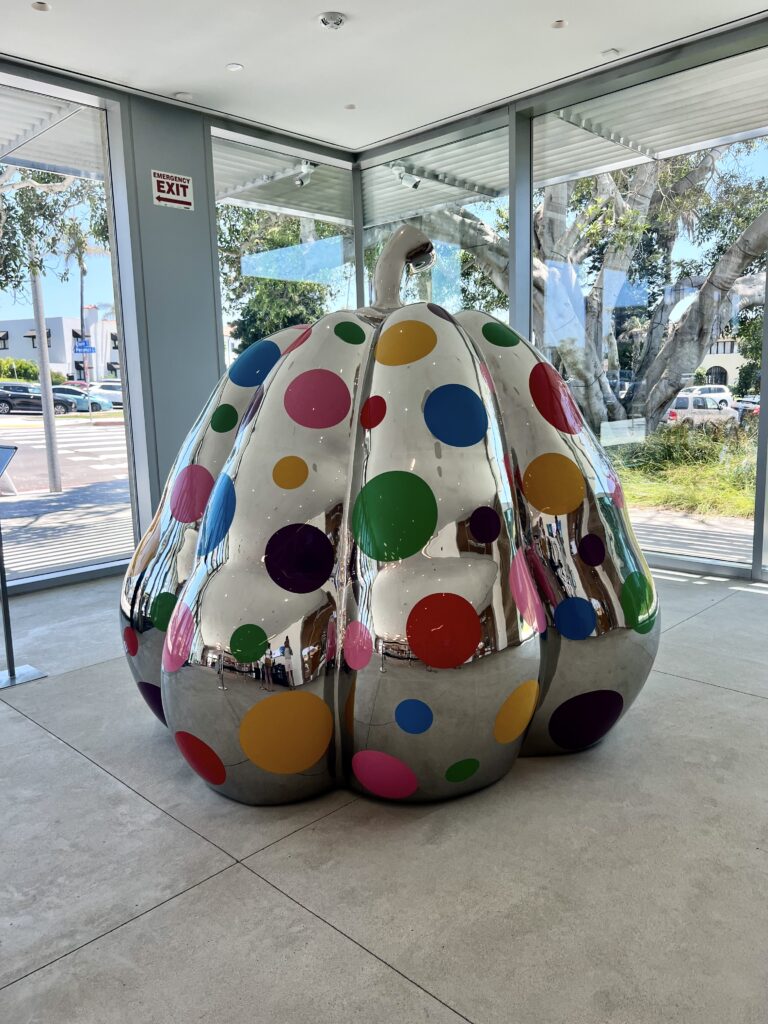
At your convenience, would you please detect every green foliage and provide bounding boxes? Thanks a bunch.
[693,366,707,384]
[733,309,763,396]
[231,280,327,352]
[0,358,41,380]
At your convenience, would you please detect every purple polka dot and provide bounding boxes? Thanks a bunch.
[284,369,351,429]
[469,506,501,543]
[264,523,334,594]
[578,533,605,566]
[137,681,167,726]
[548,690,624,750]
[427,303,456,323]
[170,465,214,524]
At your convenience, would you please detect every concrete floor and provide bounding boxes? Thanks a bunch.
[1,570,767,1023]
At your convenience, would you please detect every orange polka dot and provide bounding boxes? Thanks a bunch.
[375,320,436,366]
[272,455,309,489]
[494,680,539,743]
[523,453,585,515]
[239,691,332,774]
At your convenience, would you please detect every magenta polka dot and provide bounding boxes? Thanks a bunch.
[344,620,373,670]
[509,549,547,632]
[283,326,312,356]
[162,603,195,673]
[352,750,418,800]
[284,369,351,429]
[170,465,214,524]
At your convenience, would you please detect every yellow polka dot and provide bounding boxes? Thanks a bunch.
[523,453,586,515]
[375,320,437,366]
[494,680,539,744]
[239,692,333,774]
[272,455,309,489]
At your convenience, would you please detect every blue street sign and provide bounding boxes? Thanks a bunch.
[74,344,96,354]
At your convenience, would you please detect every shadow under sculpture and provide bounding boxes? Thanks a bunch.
[119,225,660,805]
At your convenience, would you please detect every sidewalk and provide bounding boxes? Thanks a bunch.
[630,506,753,564]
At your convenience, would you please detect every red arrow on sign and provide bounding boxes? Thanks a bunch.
[157,195,192,206]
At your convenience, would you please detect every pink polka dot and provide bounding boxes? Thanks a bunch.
[509,549,547,633]
[163,603,195,673]
[608,470,625,509]
[123,626,138,657]
[327,617,337,661]
[170,465,214,523]
[344,620,373,670]
[352,750,418,800]
[479,362,496,392]
[283,326,312,356]
[284,369,351,429]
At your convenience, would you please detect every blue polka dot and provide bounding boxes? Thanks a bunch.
[554,597,597,641]
[395,699,433,734]
[197,474,236,555]
[423,384,488,447]
[228,339,281,388]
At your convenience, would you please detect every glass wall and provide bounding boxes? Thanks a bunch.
[211,134,355,362]
[361,124,509,316]
[0,80,132,581]
[532,47,768,566]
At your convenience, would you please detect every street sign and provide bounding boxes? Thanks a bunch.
[74,344,96,354]
[151,169,194,211]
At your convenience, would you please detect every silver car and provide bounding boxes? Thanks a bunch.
[666,393,739,427]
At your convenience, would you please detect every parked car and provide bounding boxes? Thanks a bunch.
[665,393,739,427]
[90,380,123,407]
[53,385,113,412]
[0,383,77,415]
[734,394,761,423]
[679,383,735,409]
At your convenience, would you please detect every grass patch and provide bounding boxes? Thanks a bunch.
[618,464,755,518]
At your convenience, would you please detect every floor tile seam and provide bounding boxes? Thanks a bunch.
[0,863,236,994]
[659,590,737,634]
[0,702,237,861]
[0,651,126,683]
[235,796,360,861]
[241,862,476,1024]
[652,667,768,702]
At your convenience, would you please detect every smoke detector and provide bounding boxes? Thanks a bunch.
[319,12,346,30]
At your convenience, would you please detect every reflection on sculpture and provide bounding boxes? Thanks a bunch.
[120,225,659,805]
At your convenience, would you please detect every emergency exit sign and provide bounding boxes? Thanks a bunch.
[151,170,194,210]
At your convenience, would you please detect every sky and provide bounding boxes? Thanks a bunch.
[0,251,115,322]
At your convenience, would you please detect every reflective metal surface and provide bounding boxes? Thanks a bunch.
[122,228,659,803]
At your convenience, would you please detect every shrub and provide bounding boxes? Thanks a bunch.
[0,357,40,381]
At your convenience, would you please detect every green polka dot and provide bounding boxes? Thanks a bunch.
[445,758,479,783]
[352,471,438,562]
[230,624,269,663]
[482,321,521,347]
[620,571,656,634]
[211,404,239,433]
[149,592,177,632]
[334,320,366,345]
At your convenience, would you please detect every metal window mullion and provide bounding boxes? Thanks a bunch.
[751,285,768,578]
[351,163,366,308]
[508,104,532,339]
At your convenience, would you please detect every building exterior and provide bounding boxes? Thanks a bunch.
[700,337,746,387]
[0,308,119,381]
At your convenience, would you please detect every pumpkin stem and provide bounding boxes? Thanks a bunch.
[371,225,435,312]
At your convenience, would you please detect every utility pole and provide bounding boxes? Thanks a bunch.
[29,261,62,493]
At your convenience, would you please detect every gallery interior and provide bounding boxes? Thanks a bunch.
[1,4,768,1022]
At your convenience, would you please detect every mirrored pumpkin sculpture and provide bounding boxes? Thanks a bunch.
[120,225,660,804]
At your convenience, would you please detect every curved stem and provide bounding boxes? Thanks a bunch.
[371,224,435,312]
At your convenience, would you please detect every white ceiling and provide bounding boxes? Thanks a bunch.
[1,1,766,150]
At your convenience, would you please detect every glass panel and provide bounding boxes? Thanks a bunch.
[533,47,768,566]
[0,82,132,582]
[361,123,509,317]
[211,135,355,364]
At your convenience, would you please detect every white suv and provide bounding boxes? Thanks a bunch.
[679,384,734,409]
[666,393,738,427]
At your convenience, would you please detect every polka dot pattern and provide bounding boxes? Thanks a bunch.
[508,550,547,633]
[162,603,195,673]
[578,534,606,566]
[427,302,455,323]
[210,403,238,433]
[149,592,177,632]
[423,384,488,447]
[284,368,351,428]
[395,699,433,734]
[352,471,437,562]
[123,626,138,657]
[283,326,312,356]
[352,750,418,800]
[137,681,166,726]
[264,523,334,594]
[445,758,479,783]
[230,623,268,663]
[481,321,520,347]
[621,571,656,634]
[548,690,624,751]
[272,455,309,489]
[228,339,281,388]
[343,620,373,670]
[529,362,583,434]
[494,680,539,744]
[376,320,436,365]
[334,320,366,345]
[197,474,236,556]
[239,692,333,774]
[175,731,226,785]
[523,453,586,516]
[554,597,597,641]
[170,464,214,524]
[406,593,481,669]
[469,506,501,543]
[360,395,386,429]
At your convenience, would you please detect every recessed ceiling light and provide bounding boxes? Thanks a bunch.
[225,62,244,72]
[319,12,346,30]
[551,19,567,29]
[174,92,193,102]
[344,103,356,110]
[31,2,51,10]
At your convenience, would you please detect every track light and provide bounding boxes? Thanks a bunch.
[392,165,421,190]
[294,161,317,188]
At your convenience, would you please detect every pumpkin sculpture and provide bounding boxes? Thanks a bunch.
[120,225,659,804]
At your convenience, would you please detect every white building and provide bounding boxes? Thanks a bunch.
[0,307,120,381]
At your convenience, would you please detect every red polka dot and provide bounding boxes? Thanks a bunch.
[123,626,138,657]
[163,603,195,673]
[406,593,482,669]
[352,750,418,799]
[360,395,386,429]
[529,362,583,434]
[608,470,625,509]
[170,464,215,523]
[283,326,312,355]
[284,369,351,429]
[174,731,226,785]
